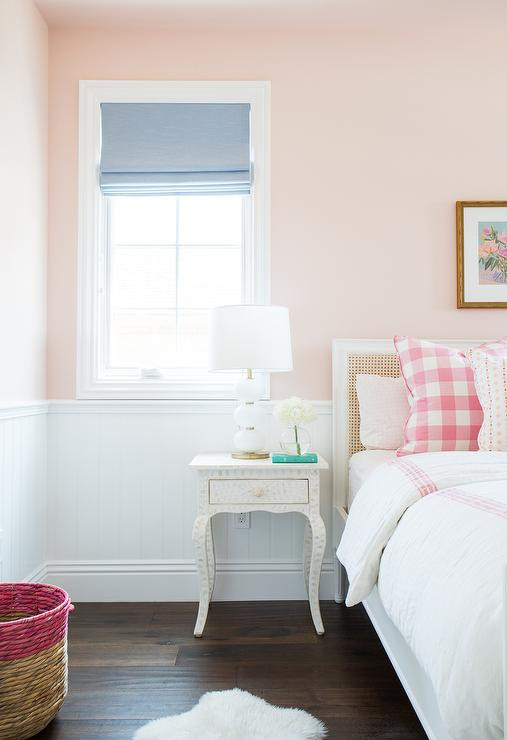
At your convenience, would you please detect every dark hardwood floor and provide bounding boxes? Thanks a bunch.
[36,601,425,739]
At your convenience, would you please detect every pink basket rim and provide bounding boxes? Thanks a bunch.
[0,582,73,626]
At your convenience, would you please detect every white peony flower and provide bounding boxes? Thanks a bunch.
[274,397,317,427]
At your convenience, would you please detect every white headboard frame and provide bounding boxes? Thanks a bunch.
[331,338,484,518]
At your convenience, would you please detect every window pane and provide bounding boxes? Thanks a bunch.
[111,247,176,309]
[179,195,242,245]
[110,311,177,368]
[106,194,245,372]
[110,196,177,245]
[178,247,241,309]
[177,310,210,368]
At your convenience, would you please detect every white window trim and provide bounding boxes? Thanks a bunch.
[77,80,270,400]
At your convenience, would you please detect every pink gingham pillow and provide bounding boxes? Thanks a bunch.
[393,336,507,456]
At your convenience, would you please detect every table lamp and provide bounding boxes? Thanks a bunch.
[210,305,293,459]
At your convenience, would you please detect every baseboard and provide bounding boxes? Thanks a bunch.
[36,558,335,602]
[23,562,48,583]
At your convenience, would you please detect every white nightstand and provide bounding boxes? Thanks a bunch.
[189,453,329,637]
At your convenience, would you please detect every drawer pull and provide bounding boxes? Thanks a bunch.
[252,487,265,498]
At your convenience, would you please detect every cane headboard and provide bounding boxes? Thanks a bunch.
[332,340,399,516]
[345,351,401,458]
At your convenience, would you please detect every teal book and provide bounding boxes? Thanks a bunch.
[271,453,318,464]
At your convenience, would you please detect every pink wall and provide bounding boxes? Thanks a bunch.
[0,0,48,402]
[48,5,507,400]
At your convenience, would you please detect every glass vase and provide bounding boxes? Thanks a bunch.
[279,425,311,456]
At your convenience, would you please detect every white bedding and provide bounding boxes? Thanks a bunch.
[348,450,396,508]
[337,451,507,740]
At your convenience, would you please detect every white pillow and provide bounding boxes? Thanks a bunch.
[356,374,410,450]
[467,350,507,452]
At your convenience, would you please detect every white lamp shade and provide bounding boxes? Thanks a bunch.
[209,305,293,372]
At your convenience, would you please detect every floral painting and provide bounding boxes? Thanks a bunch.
[457,201,507,308]
[478,222,507,284]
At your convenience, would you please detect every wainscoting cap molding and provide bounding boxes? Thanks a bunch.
[0,401,49,420]
[47,400,332,415]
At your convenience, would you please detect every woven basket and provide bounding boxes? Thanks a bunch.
[0,583,74,740]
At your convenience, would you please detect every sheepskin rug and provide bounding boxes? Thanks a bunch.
[133,688,327,740]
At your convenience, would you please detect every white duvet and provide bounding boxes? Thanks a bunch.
[337,451,507,740]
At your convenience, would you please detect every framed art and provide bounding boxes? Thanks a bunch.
[457,200,507,308]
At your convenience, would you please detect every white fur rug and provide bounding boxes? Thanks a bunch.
[133,688,327,740]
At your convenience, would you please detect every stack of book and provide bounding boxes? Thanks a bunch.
[271,453,318,464]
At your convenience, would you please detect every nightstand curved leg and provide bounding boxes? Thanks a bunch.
[192,514,211,637]
[303,518,312,595]
[308,514,326,635]
[206,517,216,600]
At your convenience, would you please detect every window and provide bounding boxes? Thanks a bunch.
[107,195,244,373]
[78,82,270,399]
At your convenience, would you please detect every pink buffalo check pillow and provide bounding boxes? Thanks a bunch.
[394,336,507,456]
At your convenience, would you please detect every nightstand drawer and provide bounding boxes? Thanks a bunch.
[209,478,309,505]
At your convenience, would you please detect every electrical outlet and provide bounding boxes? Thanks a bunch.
[234,512,250,529]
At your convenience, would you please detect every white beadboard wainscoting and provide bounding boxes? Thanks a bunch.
[45,401,333,601]
[0,403,48,583]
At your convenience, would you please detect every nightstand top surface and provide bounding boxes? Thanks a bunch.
[189,453,329,470]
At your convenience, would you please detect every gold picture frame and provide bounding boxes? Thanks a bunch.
[457,200,507,308]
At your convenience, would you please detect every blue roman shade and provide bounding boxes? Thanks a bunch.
[99,102,251,196]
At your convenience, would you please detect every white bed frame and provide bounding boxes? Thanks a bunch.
[331,338,507,740]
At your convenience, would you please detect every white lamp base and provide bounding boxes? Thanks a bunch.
[232,372,268,458]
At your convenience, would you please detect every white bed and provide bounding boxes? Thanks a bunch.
[332,338,507,740]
